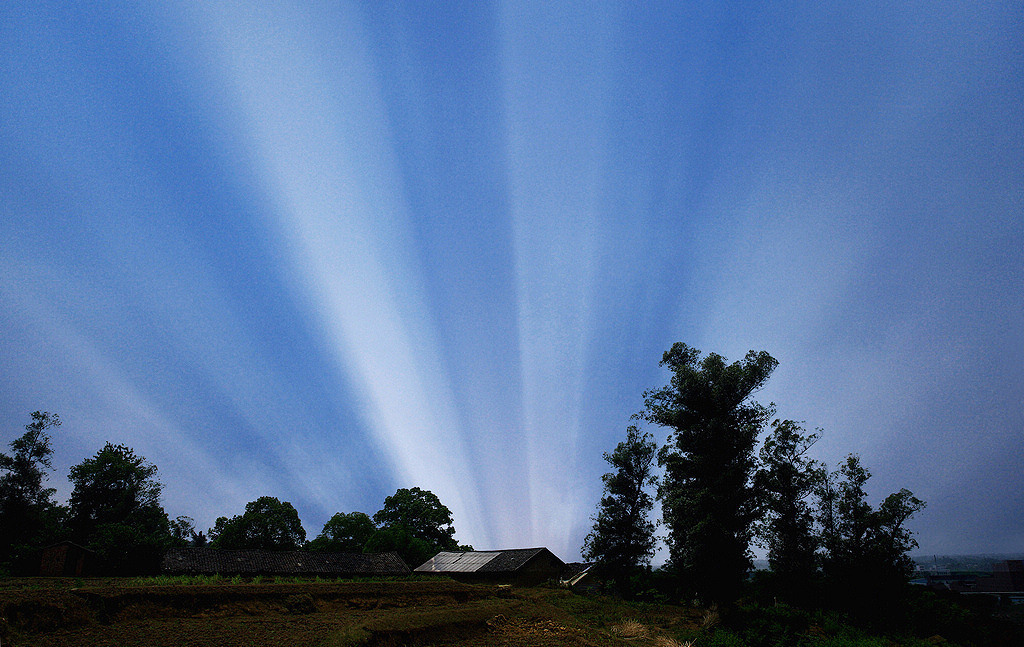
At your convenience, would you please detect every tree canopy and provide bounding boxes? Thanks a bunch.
[0,412,64,572]
[210,496,306,550]
[640,343,777,603]
[753,419,821,600]
[582,425,657,594]
[369,487,462,566]
[68,442,171,574]
[820,455,925,587]
[308,511,376,553]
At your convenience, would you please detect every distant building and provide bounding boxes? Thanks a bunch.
[415,548,564,586]
[39,541,96,577]
[162,547,410,578]
[976,560,1024,593]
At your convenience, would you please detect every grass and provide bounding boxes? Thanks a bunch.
[611,618,650,638]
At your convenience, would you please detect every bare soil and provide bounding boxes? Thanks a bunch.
[0,578,702,647]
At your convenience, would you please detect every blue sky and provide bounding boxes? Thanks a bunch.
[2,1,1021,561]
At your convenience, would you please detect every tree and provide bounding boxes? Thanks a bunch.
[68,442,171,574]
[369,487,461,565]
[816,454,925,618]
[169,515,197,547]
[753,419,821,599]
[871,488,925,581]
[639,342,778,603]
[582,425,657,595]
[308,511,376,552]
[0,412,64,571]
[828,455,874,575]
[363,525,438,567]
[209,496,306,550]
[819,455,925,585]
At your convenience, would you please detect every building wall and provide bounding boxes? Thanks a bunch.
[512,551,563,586]
[39,543,92,577]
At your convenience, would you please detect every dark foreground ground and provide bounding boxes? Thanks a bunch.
[3,577,1022,646]
[0,578,705,647]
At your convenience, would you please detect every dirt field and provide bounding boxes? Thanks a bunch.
[0,578,703,647]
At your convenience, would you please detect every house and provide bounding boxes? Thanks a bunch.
[414,548,564,586]
[161,547,410,578]
[39,541,96,576]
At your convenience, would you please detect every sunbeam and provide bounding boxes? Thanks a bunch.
[501,1,617,553]
[2,1,1021,562]
[178,2,489,547]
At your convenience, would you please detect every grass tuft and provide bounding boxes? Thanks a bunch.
[611,618,650,638]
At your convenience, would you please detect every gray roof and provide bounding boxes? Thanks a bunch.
[414,548,562,574]
[162,547,410,576]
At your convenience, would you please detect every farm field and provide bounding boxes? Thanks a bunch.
[0,578,705,647]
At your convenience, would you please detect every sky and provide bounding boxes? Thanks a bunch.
[1,1,1021,562]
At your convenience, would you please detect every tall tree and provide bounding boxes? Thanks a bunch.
[754,419,821,599]
[640,342,777,603]
[368,487,461,566]
[209,496,306,550]
[68,442,171,574]
[308,511,376,553]
[819,455,925,587]
[871,488,926,582]
[0,412,64,571]
[582,425,657,594]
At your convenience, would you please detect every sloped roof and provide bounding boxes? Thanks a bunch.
[415,548,562,574]
[162,547,410,576]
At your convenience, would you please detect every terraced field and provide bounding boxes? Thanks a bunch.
[0,578,703,646]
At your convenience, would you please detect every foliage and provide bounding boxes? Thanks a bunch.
[369,487,460,565]
[168,515,196,547]
[754,419,821,600]
[819,456,925,582]
[816,455,925,618]
[209,496,307,550]
[68,442,171,574]
[309,511,377,552]
[582,425,657,595]
[363,524,438,567]
[639,342,778,603]
[0,412,64,572]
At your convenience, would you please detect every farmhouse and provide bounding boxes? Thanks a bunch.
[162,547,410,578]
[414,547,564,586]
[39,541,96,576]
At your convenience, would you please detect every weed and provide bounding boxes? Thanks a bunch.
[611,619,650,638]
[700,604,720,630]
[654,637,695,647]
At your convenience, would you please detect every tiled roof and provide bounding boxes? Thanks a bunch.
[162,547,410,576]
[415,548,562,574]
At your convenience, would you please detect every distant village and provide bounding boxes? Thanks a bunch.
[41,541,595,591]
[911,555,1024,604]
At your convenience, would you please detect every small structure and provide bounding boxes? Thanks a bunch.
[560,562,600,593]
[39,541,96,577]
[162,547,410,578]
[415,548,564,586]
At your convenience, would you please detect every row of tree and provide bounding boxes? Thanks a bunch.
[582,343,925,608]
[207,487,470,566]
[0,413,467,574]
